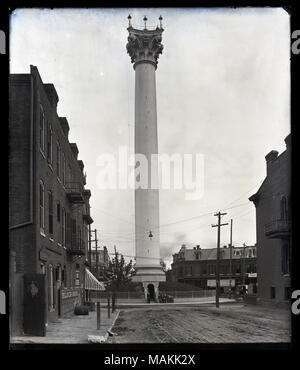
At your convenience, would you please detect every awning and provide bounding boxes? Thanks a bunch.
[85,268,105,291]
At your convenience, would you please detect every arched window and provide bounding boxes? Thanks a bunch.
[39,180,45,233]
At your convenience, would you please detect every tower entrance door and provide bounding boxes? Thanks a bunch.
[147,284,155,301]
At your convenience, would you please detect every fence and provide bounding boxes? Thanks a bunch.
[88,290,216,303]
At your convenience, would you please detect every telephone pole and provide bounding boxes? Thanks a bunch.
[95,229,98,278]
[88,224,92,268]
[212,212,228,308]
[90,229,99,278]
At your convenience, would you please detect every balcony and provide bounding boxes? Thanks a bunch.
[67,240,86,256]
[265,219,291,239]
[65,182,85,204]
[83,213,94,224]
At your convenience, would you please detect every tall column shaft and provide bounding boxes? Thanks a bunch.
[135,62,161,270]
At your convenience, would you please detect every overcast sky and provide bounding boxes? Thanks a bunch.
[10,7,290,267]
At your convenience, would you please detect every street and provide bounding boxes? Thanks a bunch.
[107,304,291,343]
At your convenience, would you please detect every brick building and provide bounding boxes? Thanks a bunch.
[249,134,291,305]
[168,244,257,292]
[90,246,110,281]
[9,65,99,335]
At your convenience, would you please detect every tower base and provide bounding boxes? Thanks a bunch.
[132,267,166,301]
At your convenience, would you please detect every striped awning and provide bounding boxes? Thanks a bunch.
[85,268,105,291]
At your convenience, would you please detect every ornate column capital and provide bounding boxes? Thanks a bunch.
[126,26,164,69]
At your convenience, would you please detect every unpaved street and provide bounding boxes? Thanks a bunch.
[107,304,291,343]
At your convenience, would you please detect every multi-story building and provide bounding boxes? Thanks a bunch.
[9,65,99,335]
[169,244,257,292]
[90,246,110,281]
[249,134,291,305]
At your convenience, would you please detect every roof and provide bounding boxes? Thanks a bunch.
[174,245,256,262]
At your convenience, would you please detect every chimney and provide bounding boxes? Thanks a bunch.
[77,160,84,172]
[285,134,291,151]
[265,150,278,175]
[59,117,70,139]
[44,83,59,110]
[70,143,79,159]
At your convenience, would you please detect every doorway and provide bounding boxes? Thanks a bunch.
[147,284,155,301]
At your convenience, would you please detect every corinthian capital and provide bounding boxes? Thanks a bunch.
[126,26,164,69]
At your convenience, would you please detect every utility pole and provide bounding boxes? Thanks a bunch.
[90,229,99,278]
[212,212,228,308]
[88,224,92,269]
[229,219,233,291]
[95,229,98,279]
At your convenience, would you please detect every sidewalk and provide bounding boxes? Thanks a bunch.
[10,309,120,344]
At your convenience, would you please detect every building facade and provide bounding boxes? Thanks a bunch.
[169,244,257,293]
[249,135,291,305]
[9,65,95,335]
[90,246,110,281]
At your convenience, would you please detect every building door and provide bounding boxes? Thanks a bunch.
[147,284,155,301]
[23,273,46,336]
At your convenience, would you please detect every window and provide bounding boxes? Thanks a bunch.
[56,142,61,178]
[71,219,77,248]
[48,191,53,236]
[248,250,252,258]
[55,265,61,283]
[270,286,276,299]
[282,243,291,275]
[62,154,66,185]
[39,180,45,233]
[68,164,72,183]
[57,203,61,222]
[78,226,82,250]
[285,287,291,301]
[66,213,71,247]
[280,196,288,220]
[61,208,66,246]
[62,265,67,287]
[47,123,53,165]
[75,270,80,286]
[48,264,55,311]
[40,105,45,153]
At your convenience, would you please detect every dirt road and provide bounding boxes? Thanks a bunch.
[107,304,291,343]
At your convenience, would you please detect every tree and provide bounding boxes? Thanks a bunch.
[103,247,135,290]
[160,258,167,272]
